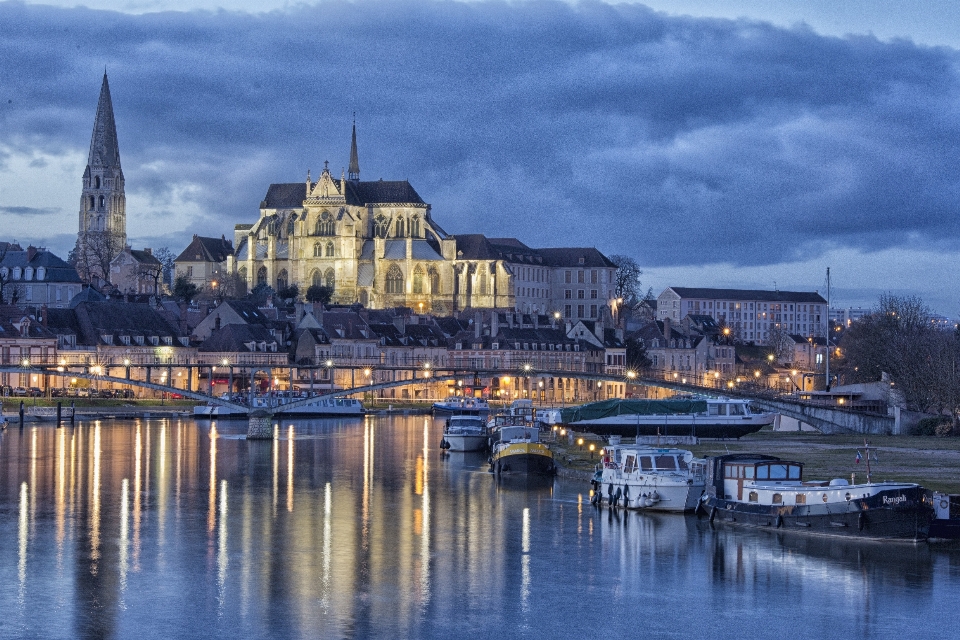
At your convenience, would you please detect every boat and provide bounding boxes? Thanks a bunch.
[696,453,933,541]
[440,415,489,452]
[929,492,960,540]
[490,424,556,475]
[194,394,364,418]
[25,406,75,421]
[559,397,777,439]
[590,442,706,512]
[432,396,490,415]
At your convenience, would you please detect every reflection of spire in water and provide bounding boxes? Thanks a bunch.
[120,478,129,599]
[287,425,295,512]
[322,482,332,611]
[209,425,218,533]
[521,507,531,611]
[134,423,142,567]
[272,424,279,517]
[158,423,167,548]
[419,419,431,605]
[18,482,28,608]
[217,479,228,616]
[91,422,101,569]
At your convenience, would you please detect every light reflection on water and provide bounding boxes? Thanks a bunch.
[0,415,958,639]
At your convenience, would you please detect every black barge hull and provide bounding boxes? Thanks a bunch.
[492,453,556,476]
[697,486,933,541]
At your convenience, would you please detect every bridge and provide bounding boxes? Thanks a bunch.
[1,363,900,437]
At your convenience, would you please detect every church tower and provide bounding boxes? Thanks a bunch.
[348,117,360,182]
[76,72,127,282]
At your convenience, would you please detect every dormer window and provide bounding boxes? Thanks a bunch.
[36,267,45,281]
[135,335,144,345]
[149,336,159,346]
[24,267,33,280]
[120,335,130,345]
[163,337,173,346]
[492,342,499,350]
[13,267,21,280]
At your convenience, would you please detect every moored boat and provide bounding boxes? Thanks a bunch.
[697,453,933,541]
[432,396,490,415]
[490,424,555,475]
[440,415,489,452]
[591,443,706,512]
[560,397,776,439]
[929,492,960,540]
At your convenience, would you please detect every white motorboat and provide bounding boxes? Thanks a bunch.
[562,396,776,439]
[440,415,489,452]
[591,444,706,512]
[432,396,490,415]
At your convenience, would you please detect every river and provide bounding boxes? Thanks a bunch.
[0,415,958,639]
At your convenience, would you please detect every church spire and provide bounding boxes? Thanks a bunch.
[88,72,122,171]
[348,115,360,182]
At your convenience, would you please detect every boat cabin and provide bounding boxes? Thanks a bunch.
[706,399,752,416]
[706,454,804,500]
[496,425,540,443]
[606,446,696,474]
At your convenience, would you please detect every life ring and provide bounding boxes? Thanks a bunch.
[940,498,949,510]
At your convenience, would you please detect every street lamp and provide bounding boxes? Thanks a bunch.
[589,443,596,459]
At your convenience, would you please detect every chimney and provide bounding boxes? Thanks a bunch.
[663,317,672,342]
[143,248,152,255]
[491,312,499,338]
[27,246,37,262]
[594,316,604,341]
[295,301,304,324]
[41,305,48,328]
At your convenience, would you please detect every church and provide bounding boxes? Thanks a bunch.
[229,123,620,319]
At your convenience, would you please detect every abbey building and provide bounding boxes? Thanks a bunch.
[229,123,620,320]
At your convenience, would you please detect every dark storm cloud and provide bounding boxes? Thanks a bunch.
[2,0,958,264]
[0,205,60,216]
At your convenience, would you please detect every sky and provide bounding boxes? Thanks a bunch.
[2,0,960,316]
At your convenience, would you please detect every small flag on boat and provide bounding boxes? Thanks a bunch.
[855,450,862,464]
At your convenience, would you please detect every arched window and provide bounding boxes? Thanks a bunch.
[99,195,105,209]
[89,195,95,210]
[395,217,405,238]
[94,176,100,189]
[311,270,323,287]
[314,242,322,257]
[324,268,335,289]
[429,268,440,294]
[325,241,335,257]
[24,267,34,281]
[413,264,424,294]
[36,267,45,281]
[277,269,288,290]
[385,265,404,294]
[359,290,369,307]
[315,211,335,236]
[238,266,247,282]
[410,216,421,238]
[286,217,295,237]
[257,266,267,285]
[374,215,389,238]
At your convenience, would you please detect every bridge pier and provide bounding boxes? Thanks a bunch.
[247,410,274,440]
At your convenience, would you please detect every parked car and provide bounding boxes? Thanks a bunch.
[12,387,28,397]
[27,387,43,397]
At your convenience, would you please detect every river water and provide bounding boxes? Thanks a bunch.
[0,415,958,639]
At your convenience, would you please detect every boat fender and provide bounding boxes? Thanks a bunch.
[650,491,660,503]
[709,506,717,524]
[775,514,783,529]
[941,498,949,510]
[614,487,622,508]
[858,511,866,532]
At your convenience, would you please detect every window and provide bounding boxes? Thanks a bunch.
[590,305,597,317]
[395,218,405,238]
[639,456,653,470]
[773,493,783,504]
[386,265,404,294]
[410,216,421,238]
[287,218,295,237]
[578,271,585,283]
[186,266,193,277]
[314,242,322,257]
[590,290,598,299]
[277,269,288,290]
[565,271,572,284]
[577,305,584,318]
[311,270,322,287]
[795,494,806,505]
[564,290,571,299]
[324,268,335,290]
[238,266,247,282]
[315,211,335,236]
[413,265,424,294]
[325,241,335,257]
[256,266,267,285]
[94,176,100,189]
[748,491,758,503]
[429,268,440,294]
[99,195,105,208]
[374,215,389,238]
[591,270,598,284]
[577,290,584,299]
[564,304,571,318]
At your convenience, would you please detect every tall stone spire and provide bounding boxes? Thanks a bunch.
[348,116,360,182]
[76,72,127,283]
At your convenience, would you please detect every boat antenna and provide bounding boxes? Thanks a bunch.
[864,438,872,484]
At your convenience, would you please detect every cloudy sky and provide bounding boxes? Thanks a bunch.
[2,1,960,316]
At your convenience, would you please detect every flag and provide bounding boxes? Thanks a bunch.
[855,450,862,464]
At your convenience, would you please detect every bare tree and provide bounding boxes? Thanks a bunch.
[75,231,124,285]
[152,247,177,289]
[609,255,643,302]
[0,242,12,302]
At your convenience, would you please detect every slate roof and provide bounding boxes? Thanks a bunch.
[0,306,58,339]
[175,235,234,263]
[535,247,616,268]
[262,179,426,209]
[47,301,183,346]
[665,287,827,304]
[198,324,277,353]
[1,247,82,284]
[129,249,161,266]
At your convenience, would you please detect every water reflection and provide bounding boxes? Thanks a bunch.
[0,416,957,639]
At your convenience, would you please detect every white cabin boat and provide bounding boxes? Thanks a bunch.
[591,444,706,512]
[432,396,490,415]
[441,415,489,452]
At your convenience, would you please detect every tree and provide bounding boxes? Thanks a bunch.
[609,254,643,302]
[625,336,652,372]
[152,247,177,289]
[173,274,200,306]
[249,283,276,306]
[277,283,300,303]
[74,231,124,285]
[305,284,334,305]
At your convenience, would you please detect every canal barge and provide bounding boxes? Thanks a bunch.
[929,492,960,540]
[591,444,706,512]
[697,453,933,541]
[432,396,490,416]
[490,424,556,475]
[560,397,776,439]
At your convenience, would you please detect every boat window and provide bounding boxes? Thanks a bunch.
[729,403,745,416]
[708,404,720,416]
[788,465,801,480]
[769,464,788,479]
[623,455,636,473]
[772,493,782,504]
[677,457,688,470]
[795,494,806,505]
[748,491,758,502]
[655,455,677,471]
[614,449,622,464]
[757,465,769,479]
[639,456,653,471]
[744,466,754,479]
